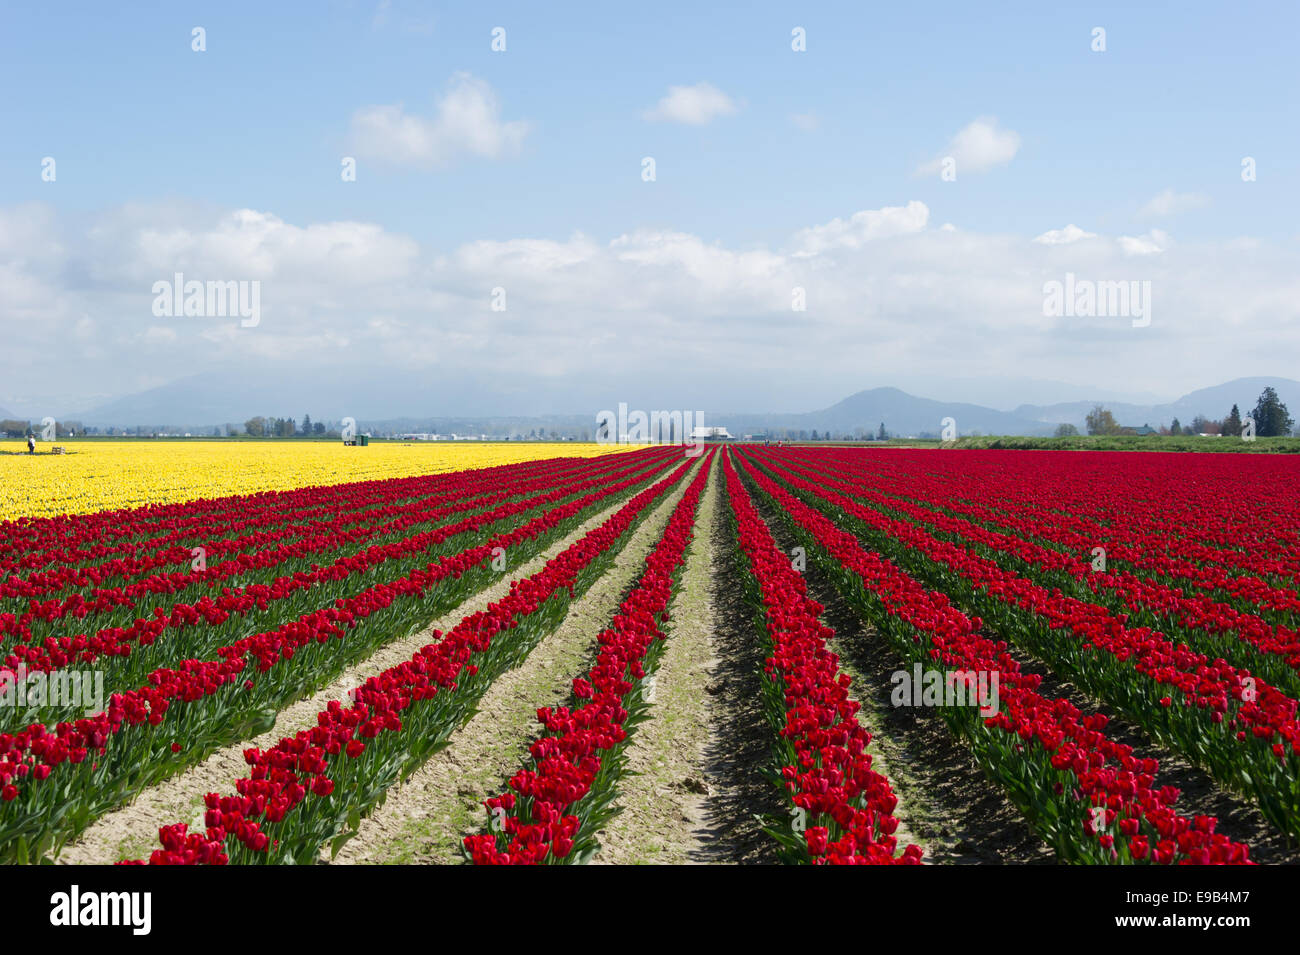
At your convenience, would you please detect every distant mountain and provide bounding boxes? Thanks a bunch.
[68,365,621,429]
[64,374,1300,439]
[1015,377,1300,432]
[69,368,480,430]
[710,387,1054,437]
[69,374,257,430]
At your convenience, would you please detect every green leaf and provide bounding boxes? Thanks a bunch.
[330,830,357,860]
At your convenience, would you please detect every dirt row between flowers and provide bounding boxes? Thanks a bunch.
[326,457,706,864]
[750,485,1053,865]
[753,479,1300,865]
[53,467,695,866]
[591,456,781,863]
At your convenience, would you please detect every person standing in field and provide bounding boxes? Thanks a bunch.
[27,434,35,454]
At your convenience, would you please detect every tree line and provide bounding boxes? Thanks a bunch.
[1071,386,1295,438]
[0,420,84,439]
[243,415,329,437]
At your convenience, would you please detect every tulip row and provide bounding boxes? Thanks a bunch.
[2,456,508,571]
[801,454,1300,691]
[769,449,1300,740]
[743,448,1300,840]
[735,452,1252,864]
[722,454,921,864]
[890,472,1300,621]
[4,450,655,633]
[464,453,713,865]
[127,457,701,864]
[0,451,677,862]
[1,452,673,705]
[2,452,627,604]
[826,448,1300,602]
[1,450,635,594]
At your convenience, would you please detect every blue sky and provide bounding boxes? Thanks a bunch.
[1,1,1297,418]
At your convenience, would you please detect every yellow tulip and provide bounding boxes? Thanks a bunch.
[0,440,634,522]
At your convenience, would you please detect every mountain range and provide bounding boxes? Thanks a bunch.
[10,376,1298,439]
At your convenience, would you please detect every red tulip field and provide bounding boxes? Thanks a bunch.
[3,445,1298,866]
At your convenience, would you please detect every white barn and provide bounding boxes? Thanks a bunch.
[689,426,733,441]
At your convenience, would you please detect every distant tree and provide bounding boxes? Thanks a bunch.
[1223,404,1243,437]
[245,416,267,437]
[810,429,819,440]
[313,421,325,435]
[1054,423,1079,437]
[1169,418,1182,436]
[1085,405,1121,436]
[301,414,313,436]
[1251,387,1294,437]
[877,421,888,441]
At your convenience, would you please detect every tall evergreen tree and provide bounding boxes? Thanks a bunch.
[1251,387,1295,437]
[1223,404,1243,437]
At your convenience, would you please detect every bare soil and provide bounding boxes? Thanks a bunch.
[54,482,681,865]
[756,486,1299,865]
[329,459,703,864]
[592,456,750,863]
[754,490,1056,865]
[595,460,784,863]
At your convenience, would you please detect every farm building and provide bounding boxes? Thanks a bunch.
[689,426,733,441]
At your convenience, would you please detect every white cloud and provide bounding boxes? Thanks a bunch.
[141,326,178,345]
[3,200,1298,416]
[1118,229,1170,256]
[114,208,421,286]
[789,113,820,132]
[1033,224,1097,245]
[790,201,930,257]
[643,83,737,125]
[370,0,435,34]
[1139,189,1208,218]
[917,117,1020,177]
[349,73,529,167]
